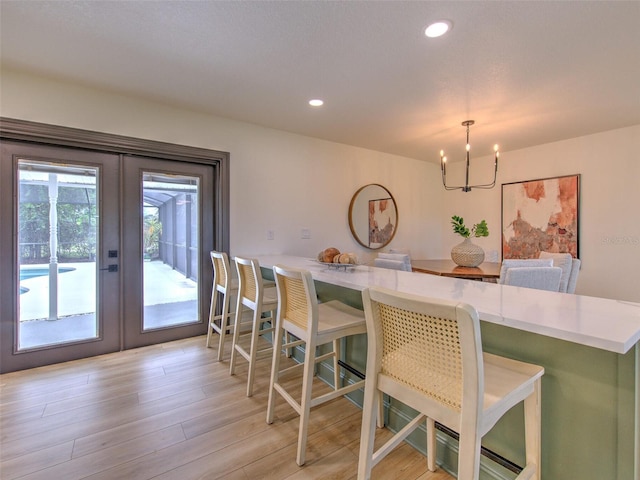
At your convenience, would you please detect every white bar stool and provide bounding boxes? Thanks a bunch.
[358,286,544,480]
[266,264,367,466]
[205,251,238,361]
[229,256,278,397]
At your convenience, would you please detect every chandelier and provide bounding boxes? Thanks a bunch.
[440,120,499,192]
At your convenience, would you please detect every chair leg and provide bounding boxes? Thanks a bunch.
[376,391,384,428]
[357,374,379,479]
[216,291,231,361]
[333,338,340,390]
[523,378,542,480]
[285,332,292,357]
[205,289,218,348]
[457,428,482,480]
[246,309,261,397]
[426,417,437,471]
[229,298,243,376]
[266,320,285,425]
[296,337,316,466]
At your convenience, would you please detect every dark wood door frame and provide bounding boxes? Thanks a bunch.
[0,118,230,373]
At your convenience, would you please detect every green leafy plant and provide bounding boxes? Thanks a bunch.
[143,213,162,259]
[451,215,489,238]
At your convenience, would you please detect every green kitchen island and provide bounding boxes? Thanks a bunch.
[254,254,639,480]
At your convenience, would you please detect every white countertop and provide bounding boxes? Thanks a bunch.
[253,254,640,354]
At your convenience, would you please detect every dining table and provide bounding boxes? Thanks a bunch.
[248,254,640,480]
[411,258,501,281]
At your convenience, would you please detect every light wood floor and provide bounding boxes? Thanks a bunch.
[0,335,453,480]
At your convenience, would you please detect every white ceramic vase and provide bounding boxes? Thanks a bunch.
[451,238,485,267]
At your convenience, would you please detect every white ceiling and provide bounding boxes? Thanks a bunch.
[1,1,639,163]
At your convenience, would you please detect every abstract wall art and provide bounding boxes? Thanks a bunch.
[502,174,580,259]
[368,197,396,249]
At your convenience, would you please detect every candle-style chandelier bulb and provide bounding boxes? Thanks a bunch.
[439,120,499,192]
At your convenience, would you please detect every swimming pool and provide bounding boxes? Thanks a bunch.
[19,266,76,294]
[20,266,76,281]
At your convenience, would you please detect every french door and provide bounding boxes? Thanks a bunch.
[122,155,213,349]
[0,142,214,372]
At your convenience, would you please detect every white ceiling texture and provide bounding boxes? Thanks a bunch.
[1,1,639,163]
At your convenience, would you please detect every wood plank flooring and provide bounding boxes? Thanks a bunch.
[0,335,453,480]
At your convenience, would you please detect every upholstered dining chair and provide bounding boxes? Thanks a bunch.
[373,252,412,271]
[358,286,544,480]
[499,258,563,291]
[538,251,581,293]
[267,264,367,466]
[502,266,562,292]
[498,258,553,280]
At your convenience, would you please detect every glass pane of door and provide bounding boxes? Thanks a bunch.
[142,172,199,330]
[17,160,98,349]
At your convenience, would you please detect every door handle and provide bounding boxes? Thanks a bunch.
[100,265,118,272]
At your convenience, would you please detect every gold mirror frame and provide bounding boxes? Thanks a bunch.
[348,184,398,249]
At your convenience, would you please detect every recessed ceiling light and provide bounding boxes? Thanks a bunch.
[425,20,452,38]
[309,99,324,107]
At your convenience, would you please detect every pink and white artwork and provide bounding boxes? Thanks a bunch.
[502,174,580,259]
[368,198,396,249]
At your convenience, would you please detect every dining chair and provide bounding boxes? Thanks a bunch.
[229,256,278,397]
[266,264,367,466]
[205,251,238,361]
[498,258,564,291]
[566,258,581,294]
[358,286,544,480]
[498,258,553,281]
[538,252,581,293]
[374,252,412,271]
[502,266,562,292]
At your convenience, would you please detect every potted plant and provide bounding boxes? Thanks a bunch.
[450,215,489,267]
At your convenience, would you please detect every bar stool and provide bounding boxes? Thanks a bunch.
[358,286,544,480]
[266,264,367,466]
[229,256,278,397]
[205,251,238,361]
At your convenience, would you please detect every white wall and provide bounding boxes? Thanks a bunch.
[2,69,638,302]
[0,70,443,266]
[441,125,640,302]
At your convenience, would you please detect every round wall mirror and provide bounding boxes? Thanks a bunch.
[348,184,398,249]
